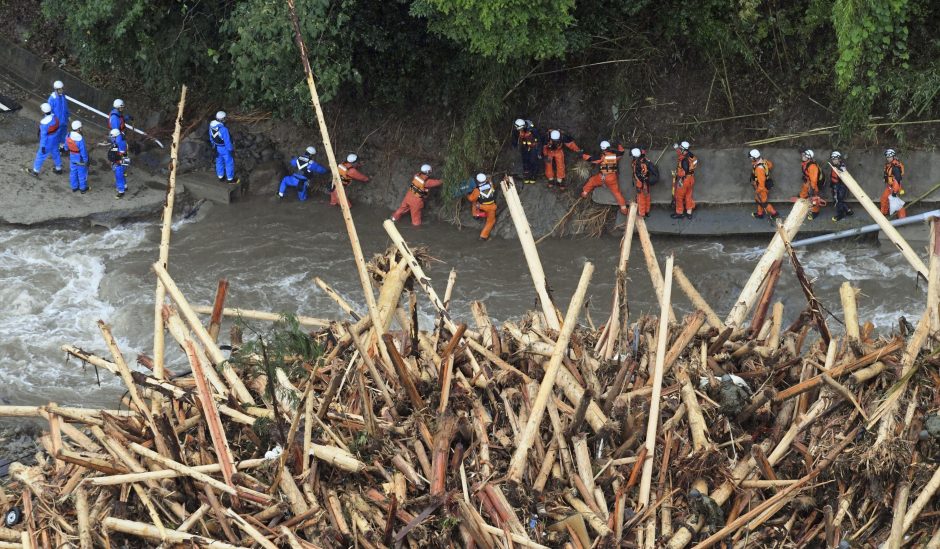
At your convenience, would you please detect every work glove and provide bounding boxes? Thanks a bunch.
[59,144,65,153]
[125,115,134,122]
[41,147,46,154]
[899,189,906,196]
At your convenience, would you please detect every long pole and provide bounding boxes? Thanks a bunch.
[835,167,929,279]
[790,209,940,247]
[65,95,164,148]
[152,85,187,411]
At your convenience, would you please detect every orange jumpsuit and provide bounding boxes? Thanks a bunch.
[392,172,442,226]
[881,158,906,218]
[674,150,698,215]
[581,145,628,213]
[751,159,777,218]
[542,130,580,188]
[332,161,370,206]
[468,180,497,240]
[632,156,652,217]
[799,160,821,215]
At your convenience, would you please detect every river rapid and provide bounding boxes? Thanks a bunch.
[0,199,928,409]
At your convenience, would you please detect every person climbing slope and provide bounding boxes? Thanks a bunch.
[332,153,370,206]
[467,172,497,240]
[391,163,442,226]
[581,140,629,215]
[278,146,327,200]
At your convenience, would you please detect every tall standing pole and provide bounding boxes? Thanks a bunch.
[152,84,187,412]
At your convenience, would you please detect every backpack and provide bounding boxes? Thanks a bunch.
[107,143,121,163]
[804,161,825,193]
[762,159,774,189]
[647,160,660,185]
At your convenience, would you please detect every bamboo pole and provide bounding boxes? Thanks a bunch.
[507,262,594,483]
[835,167,928,279]
[191,305,329,327]
[638,255,674,525]
[153,85,187,395]
[152,262,254,404]
[500,177,560,330]
[90,459,267,486]
[929,218,940,332]
[602,202,638,359]
[103,517,246,549]
[636,217,676,323]
[725,200,810,328]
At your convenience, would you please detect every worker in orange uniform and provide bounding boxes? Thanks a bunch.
[798,149,822,220]
[332,153,370,206]
[391,163,442,226]
[542,129,580,190]
[882,148,907,218]
[467,172,497,240]
[581,141,629,215]
[630,148,653,218]
[512,119,541,184]
[672,141,698,219]
[749,149,777,219]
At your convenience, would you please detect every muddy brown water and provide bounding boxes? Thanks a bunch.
[0,198,928,409]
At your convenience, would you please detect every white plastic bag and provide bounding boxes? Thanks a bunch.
[889,194,906,215]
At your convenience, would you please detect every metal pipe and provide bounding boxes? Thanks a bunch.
[791,209,940,247]
[65,95,164,148]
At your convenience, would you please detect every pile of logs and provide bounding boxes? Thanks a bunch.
[1,196,940,548]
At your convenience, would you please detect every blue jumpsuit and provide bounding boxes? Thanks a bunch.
[48,91,69,148]
[110,133,128,193]
[33,113,63,172]
[279,155,327,200]
[209,122,235,181]
[66,131,89,192]
[109,109,125,134]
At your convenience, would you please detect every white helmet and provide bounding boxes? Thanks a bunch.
[600,140,611,151]
[40,103,52,114]
[630,148,641,158]
[830,151,842,160]
[802,149,814,159]
[550,130,561,140]
[113,99,124,109]
[513,118,525,130]
[109,128,120,138]
[216,111,226,121]
[305,146,316,156]
[475,173,487,183]
[71,120,82,130]
[53,80,64,90]
[420,164,432,174]
[346,153,358,163]
[885,148,896,158]
[679,141,690,150]
[209,120,220,128]
[748,149,761,160]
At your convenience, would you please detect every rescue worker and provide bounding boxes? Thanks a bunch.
[630,147,652,218]
[66,120,89,194]
[48,81,68,152]
[108,128,129,198]
[542,129,580,189]
[830,151,854,222]
[749,149,777,219]
[109,99,127,135]
[673,141,698,219]
[26,103,62,177]
[799,149,822,220]
[512,119,541,184]
[391,163,442,226]
[882,148,907,218]
[278,146,327,200]
[581,141,629,215]
[332,153,370,206]
[209,111,236,183]
[467,173,497,240]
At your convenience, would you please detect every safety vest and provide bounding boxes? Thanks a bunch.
[209,125,225,146]
[678,151,698,176]
[41,114,59,135]
[752,159,773,188]
[477,181,496,204]
[600,151,620,173]
[110,109,126,133]
[410,173,430,197]
[518,130,537,150]
[66,135,81,154]
[802,160,821,185]
[338,162,352,183]
[884,159,905,186]
[830,163,844,186]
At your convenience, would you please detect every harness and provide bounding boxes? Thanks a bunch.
[111,109,126,133]
[802,160,822,191]
[66,136,81,155]
[677,151,697,176]
[632,158,649,185]
[108,138,123,163]
[752,160,773,187]
[884,159,905,185]
[338,162,352,184]
[210,125,225,146]
[518,130,537,150]
[600,151,620,174]
[42,115,59,135]
[410,173,429,197]
[477,181,496,204]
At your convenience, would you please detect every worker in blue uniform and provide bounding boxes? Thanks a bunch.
[109,99,127,135]
[108,128,129,198]
[209,111,236,183]
[65,120,89,193]
[26,103,62,177]
[279,146,327,200]
[48,80,69,151]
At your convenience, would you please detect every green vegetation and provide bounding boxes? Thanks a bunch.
[37,0,940,172]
